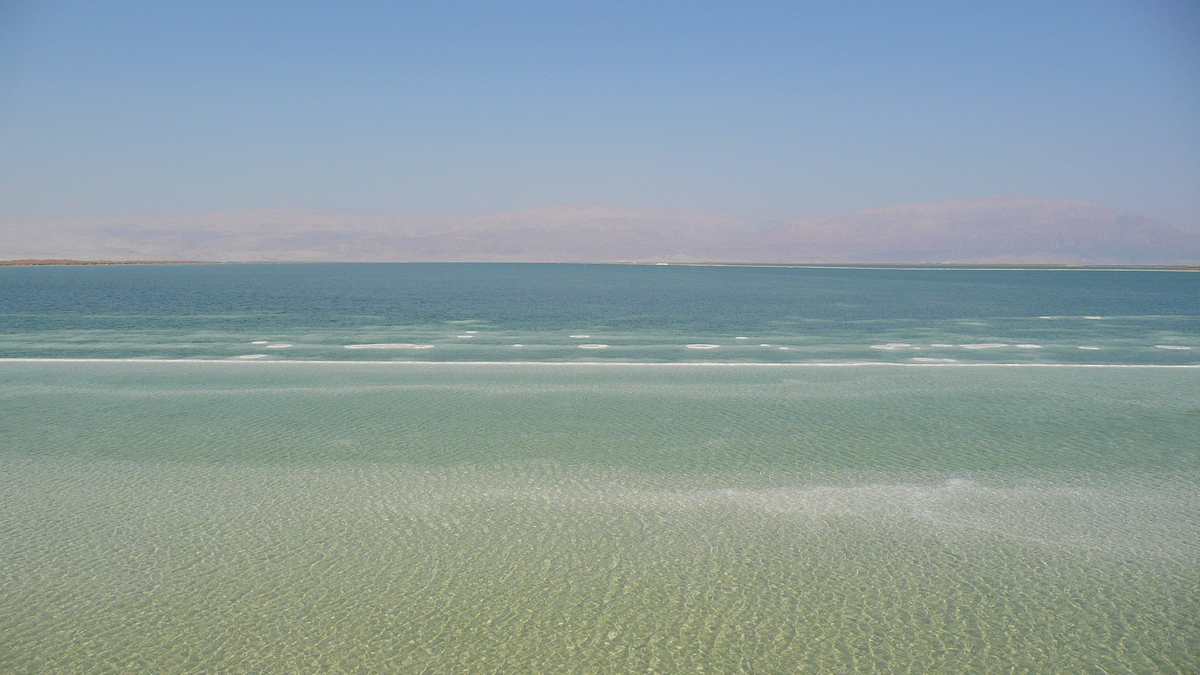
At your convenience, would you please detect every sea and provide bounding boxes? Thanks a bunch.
[1,262,1197,673]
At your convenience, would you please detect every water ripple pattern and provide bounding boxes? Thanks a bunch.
[0,360,1197,673]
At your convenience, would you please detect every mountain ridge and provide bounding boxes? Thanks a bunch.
[3,197,1197,264]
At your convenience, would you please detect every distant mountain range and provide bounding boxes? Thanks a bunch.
[3,197,1198,264]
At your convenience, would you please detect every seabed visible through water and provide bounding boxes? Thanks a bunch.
[1,360,1197,673]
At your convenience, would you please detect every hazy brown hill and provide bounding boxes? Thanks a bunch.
[3,197,1197,264]
[742,197,1200,264]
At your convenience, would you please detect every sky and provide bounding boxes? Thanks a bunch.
[1,1,1198,228]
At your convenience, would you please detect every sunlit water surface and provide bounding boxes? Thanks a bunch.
[1,265,1198,673]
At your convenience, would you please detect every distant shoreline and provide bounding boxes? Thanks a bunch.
[0,259,219,266]
[1,258,1197,271]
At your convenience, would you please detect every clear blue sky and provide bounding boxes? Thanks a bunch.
[1,1,1197,227]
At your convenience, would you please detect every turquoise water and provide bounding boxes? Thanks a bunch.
[0,264,1197,673]
[1,263,1197,363]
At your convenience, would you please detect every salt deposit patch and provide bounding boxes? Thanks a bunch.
[443,476,1200,559]
[961,343,1007,349]
[577,344,608,349]
[456,335,474,339]
[912,357,957,363]
[1015,344,1042,349]
[686,344,720,350]
[735,337,748,340]
[871,343,911,350]
[697,478,1200,557]
[930,343,953,348]
[236,354,266,359]
[266,344,292,349]
[1156,345,1192,350]
[344,344,435,350]
[250,341,268,345]
[1085,316,1103,320]
[570,335,590,339]
[1079,346,1100,350]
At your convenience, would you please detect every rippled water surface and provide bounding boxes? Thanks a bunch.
[0,262,1197,363]
[1,265,1198,673]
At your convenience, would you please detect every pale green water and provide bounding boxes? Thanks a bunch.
[1,360,1197,673]
[2,264,1198,672]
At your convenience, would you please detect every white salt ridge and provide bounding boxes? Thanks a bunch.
[1079,346,1100,350]
[1085,316,1103,320]
[735,337,748,340]
[236,354,266,359]
[1015,344,1042,348]
[456,335,474,338]
[961,343,1007,349]
[577,344,608,349]
[266,344,292,348]
[930,343,953,348]
[1156,345,1192,350]
[686,344,720,350]
[760,344,771,347]
[912,357,958,362]
[250,341,268,345]
[570,335,590,339]
[871,343,911,350]
[344,344,435,350]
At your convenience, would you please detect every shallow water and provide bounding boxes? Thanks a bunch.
[1,361,1198,673]
[0,265,1198,673]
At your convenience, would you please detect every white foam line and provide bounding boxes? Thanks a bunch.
[1,358,1197,368]
[344,344,435,349]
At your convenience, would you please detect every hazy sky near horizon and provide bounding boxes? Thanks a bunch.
[1,1,1198,228]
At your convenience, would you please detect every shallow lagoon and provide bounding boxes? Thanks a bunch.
[1,360,1197,673]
